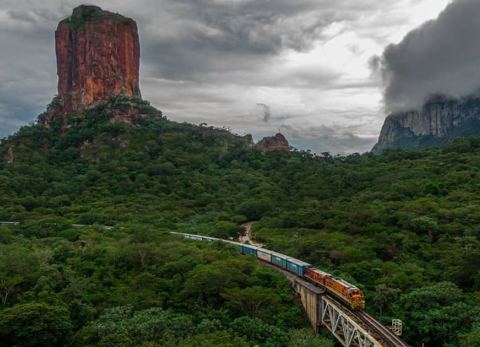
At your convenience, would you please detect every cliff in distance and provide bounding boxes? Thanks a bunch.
[373,95,480,153]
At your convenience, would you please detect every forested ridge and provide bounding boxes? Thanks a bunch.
[1,99,480,346]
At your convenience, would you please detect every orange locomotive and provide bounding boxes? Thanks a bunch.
[305,268,365,310]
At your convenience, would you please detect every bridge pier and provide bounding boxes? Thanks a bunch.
[291,277,325,331]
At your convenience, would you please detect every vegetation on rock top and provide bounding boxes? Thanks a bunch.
[60,5,135,32]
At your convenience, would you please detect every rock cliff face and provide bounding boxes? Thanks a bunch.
[256,133,290,153]
[372,96,480,153]
[44,5,142,122]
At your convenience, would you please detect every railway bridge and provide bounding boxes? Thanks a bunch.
[173,232,411,347]
[270,264,408,347]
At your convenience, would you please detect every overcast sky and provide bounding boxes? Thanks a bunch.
[0,0,454,153]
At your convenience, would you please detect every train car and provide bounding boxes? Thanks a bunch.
[244,246,309,277]
[184,233,203,241]
[271,252,288,268]
[285,257,310,276]
[305,267,365,310]
[201,236,218,242]
[241,244,258,256]
[256,248,272,262]
[304,267,329,284]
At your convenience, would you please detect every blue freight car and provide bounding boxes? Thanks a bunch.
[271,252,288,268]
[285,257,310,276]
[241,244,257,256]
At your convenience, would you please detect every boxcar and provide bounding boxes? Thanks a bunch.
[201,236,217,242]
[256,249,272,262]
[285,257,310,276]
[185,234,203,241]
[271,252,288,268]
[241,245,257,256]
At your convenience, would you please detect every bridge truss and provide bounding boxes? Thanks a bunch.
[321,296,382,347]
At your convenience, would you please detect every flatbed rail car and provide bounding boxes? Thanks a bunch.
[171,232,365,310]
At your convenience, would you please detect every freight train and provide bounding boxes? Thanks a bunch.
[172,232,365,310]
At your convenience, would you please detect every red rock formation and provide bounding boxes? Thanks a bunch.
[256,133,290,153]
[55,5,141,115]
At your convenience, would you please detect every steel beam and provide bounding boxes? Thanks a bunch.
[321,296,382,347]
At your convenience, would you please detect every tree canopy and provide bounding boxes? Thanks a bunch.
[1,101,480,345]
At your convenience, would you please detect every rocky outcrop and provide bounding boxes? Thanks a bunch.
[44,5,143,123]
[4,146,15,164]
[37,5,162,127]
[372,95,480,153]
[256,133,290,153]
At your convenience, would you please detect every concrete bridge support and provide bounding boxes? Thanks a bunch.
[292,277,325,331]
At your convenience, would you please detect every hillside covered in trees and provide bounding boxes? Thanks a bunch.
[1,99,480,346]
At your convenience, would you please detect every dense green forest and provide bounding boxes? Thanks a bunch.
[1,97,480,346]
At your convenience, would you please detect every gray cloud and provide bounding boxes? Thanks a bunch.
[376,0,480,112]
[0,4,57,138]
[137,0,340,83]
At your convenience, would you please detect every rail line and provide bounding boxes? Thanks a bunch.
[357,311,410,347]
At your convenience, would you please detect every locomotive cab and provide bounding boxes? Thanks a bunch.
[348,289,365,310]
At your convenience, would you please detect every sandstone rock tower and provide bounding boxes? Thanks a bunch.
[53,5,141,116]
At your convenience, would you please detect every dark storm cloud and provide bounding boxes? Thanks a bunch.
[138,0,336,81]
[376,0,480,112]
[137,0,406,83]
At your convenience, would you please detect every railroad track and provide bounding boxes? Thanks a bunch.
[357,311,410,347]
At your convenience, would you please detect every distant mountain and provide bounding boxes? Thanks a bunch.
[372,95,480,153]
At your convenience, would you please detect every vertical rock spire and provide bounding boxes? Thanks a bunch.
[54,5,141,116]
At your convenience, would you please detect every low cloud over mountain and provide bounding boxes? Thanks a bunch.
[374,0,480,113]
